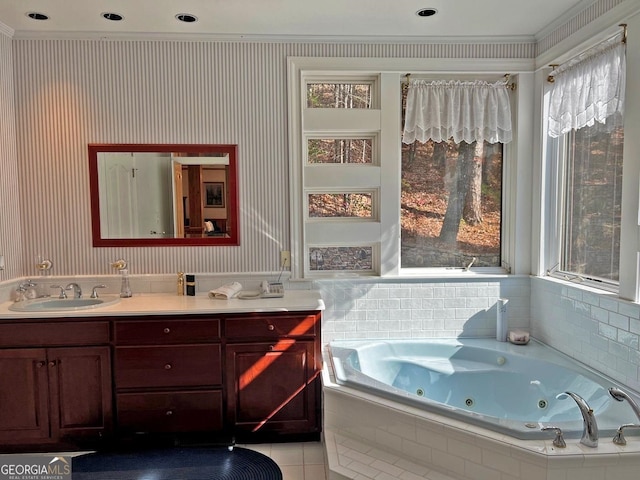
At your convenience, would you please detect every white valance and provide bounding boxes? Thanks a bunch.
[547,34,626,138]
[402,79,513,145]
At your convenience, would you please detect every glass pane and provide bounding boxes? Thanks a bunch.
[307,138,373,164]
[401,139,502,268]
[307,83,372,109]
[309,246,373,271]
[562,114,624,282]
[308,193,373,218]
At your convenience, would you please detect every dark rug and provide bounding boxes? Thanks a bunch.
[71,446,283,480]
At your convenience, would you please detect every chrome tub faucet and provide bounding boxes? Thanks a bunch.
[557,391,598,447]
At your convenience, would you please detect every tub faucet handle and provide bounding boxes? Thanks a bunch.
[541,426,566,448]
[612,423,640,445]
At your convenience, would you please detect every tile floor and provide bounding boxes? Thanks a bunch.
[242,441,328,480]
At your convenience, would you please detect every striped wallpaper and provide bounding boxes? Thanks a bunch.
[1,0,630,279]
[0,32,22,280]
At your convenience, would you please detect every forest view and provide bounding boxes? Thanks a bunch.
[305,82,503,270]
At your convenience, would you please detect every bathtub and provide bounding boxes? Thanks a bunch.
[328,338,640,440]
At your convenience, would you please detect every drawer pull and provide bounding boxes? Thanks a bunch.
[163,328,171,334]
[269,345,274,351]
[267,324,275,331]
[165,410,173,416]
[164,363,172,370]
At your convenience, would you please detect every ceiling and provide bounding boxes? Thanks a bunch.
[0,0,588,41]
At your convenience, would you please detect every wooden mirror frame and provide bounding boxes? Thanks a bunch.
[88,143,239,247]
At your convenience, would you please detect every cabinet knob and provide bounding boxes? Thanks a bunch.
[165,410,173,416]
[37,361,46,368]
[163,327,171,334]
[48,360,57,367]
[164,363,172,370]
[267,324,275,331]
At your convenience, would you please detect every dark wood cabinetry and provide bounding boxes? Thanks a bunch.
[0,322,112,447]
[113,318,224,436]
[225,312,322,439]
[0,308,321,450]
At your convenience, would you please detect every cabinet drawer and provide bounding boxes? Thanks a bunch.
[0,321,109,348]
[225,313,319,340]
[114,319,220,345]
[115,345,222,388]
[117,390,223,432]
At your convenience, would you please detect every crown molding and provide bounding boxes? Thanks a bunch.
[10,29,536,46]
[0,20,14,38]
[535,1,640,68]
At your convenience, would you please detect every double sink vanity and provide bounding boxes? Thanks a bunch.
[0,290,324,451]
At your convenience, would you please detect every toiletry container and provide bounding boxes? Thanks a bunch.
[496,298,508,341]
[186,275,196,296]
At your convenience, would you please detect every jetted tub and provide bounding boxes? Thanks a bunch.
[328,338,640,439]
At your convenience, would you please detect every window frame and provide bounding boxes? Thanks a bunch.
[545,117,624,294]
[288,57,533,280]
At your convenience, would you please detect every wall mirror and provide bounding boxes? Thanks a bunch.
[88,144,239,246]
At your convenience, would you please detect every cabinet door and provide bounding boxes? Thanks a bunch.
[0,349,50,443]
[48,346,113,440]
[226,340,320,435]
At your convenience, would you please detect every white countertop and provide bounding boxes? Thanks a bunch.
[0,290,324,320]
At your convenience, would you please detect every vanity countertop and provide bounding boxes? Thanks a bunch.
[0,290,324,320]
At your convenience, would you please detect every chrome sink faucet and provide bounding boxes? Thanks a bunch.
[609,387,640,422]
[65,283,82,298]
[557,391,598,447]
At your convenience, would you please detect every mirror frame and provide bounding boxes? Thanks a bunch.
[88,143,239,247]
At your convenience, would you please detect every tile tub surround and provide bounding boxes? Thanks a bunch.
[322,361,640,480]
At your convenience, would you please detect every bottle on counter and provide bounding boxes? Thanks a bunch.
[177,272,185,296]
[186,274,196,296]
[119,269,132,298]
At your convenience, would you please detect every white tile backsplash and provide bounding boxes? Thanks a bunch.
[531,276,640,392]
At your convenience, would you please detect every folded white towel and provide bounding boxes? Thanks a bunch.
[208,282,243,299]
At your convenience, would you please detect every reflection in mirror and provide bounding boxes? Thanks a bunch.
[88,144,239,246]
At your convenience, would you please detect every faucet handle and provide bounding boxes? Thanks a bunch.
[19,279,37,290]
[613,423,640,445]
[541,426,566,448]
[91,284,107,298]
[50,285,67,299]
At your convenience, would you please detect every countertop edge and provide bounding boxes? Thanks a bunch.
[0,291,325,320]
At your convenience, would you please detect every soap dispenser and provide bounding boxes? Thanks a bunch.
[119,269,132,298]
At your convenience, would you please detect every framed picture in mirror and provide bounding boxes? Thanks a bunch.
[204,182,225,208]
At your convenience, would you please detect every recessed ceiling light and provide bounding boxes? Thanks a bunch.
[416,8,438,17]
[26,12,49,21]
[176,13,198,23]
[102,12,124,21]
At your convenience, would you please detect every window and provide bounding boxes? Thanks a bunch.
[400,82,504,268]
[544,33,627,292]
[288,58,521,279]
[557,114,624,284]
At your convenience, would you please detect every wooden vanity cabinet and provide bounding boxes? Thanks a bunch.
[0,321,112,447]
[224,311,322,440]
[0,307,322,449]
[113,317,224,435]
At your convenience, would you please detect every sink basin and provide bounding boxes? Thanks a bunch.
[9,295,121,312]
